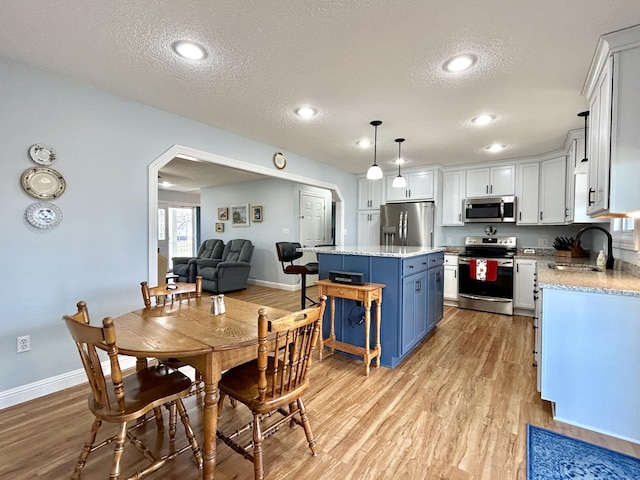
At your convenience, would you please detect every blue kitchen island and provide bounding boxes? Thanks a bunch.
[304,245,444,368]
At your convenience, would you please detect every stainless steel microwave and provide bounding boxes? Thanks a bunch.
[463,196,516,223]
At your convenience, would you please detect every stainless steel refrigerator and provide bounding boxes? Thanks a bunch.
[380,202,435,247]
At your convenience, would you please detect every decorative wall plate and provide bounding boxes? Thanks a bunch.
[21,166,66,199]
[25,202,63,229]
[29,144,57,166]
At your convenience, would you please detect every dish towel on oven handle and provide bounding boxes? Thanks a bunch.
[470,258,498,281]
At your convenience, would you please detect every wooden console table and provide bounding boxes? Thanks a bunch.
[315,279,385,376]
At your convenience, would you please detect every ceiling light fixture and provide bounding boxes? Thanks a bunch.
[392,138,407,189]
[295,106,317,118]
[471,114,496,125]
[574,111,590,175]
[366,120,383,180]
[357,139,371,149]
[172,41,207,60]
[485,143,506,153]
[444,54,477,72]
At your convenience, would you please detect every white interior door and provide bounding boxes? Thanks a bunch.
[300,191,327,265]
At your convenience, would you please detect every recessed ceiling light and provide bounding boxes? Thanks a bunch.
[172,41,208,60]
[471,114,496,125]
[444,54,477,72]
[485,143,506,153]
[295,106,317,118]
[357,139,371,148]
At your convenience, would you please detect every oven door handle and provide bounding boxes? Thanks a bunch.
[459,294,512,303]
[458,257,513,267]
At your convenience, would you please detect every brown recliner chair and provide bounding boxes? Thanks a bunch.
[275,241,319,309]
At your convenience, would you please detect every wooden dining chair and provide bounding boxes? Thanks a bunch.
[141,275,202,307]
[140,275,205,394]
[63,301,202,479]
[216,296,327,480]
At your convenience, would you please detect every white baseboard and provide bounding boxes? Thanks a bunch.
[0,356,137,410]
[247,278,299,291]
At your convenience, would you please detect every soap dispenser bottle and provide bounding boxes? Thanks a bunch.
[596,250,606,270]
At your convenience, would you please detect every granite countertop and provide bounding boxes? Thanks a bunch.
[536,256,640,297]
[301,245,444,258]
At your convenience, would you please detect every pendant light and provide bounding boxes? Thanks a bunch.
[392,138,407,188]
[366,120,383,180]
[574,111,589,175]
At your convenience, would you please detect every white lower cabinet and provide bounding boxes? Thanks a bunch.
[514,259,536,312]
[443,254,458,303]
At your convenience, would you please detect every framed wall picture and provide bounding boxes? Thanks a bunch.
[215,222,224,233]
[252,205,263,222]
[217,207,228,221]
[231,203,250,227]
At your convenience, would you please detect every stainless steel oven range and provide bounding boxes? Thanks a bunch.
[458,236,516,315]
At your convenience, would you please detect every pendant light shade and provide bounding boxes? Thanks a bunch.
[366,120,383,180]
[574,111,589,175]
[392,138,407,188]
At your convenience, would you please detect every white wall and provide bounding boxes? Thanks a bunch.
[0,55,357,398]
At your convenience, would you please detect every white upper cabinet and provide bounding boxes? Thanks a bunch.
[515,162,540,225]
[465,165,515,197]
[358,177,384,210]
[539,155,567,224]
[441,170,465,226]
[584,26,640,216]
[386,170,435,202]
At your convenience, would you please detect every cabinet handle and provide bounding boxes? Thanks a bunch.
[486,185,489,194]
[490,184,493,194]
[458,213,461,221]
[539,211,543,221]
[565,207,569,218]
[588,188,595,206]
[454,270,457,278]
[519,212,522,221]
[517,264,519,273]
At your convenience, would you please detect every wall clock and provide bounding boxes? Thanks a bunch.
[273,152,286,169]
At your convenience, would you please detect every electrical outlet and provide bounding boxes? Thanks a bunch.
[524,248,536,254]
[282,228,289,235]
[17,335,30,353]
[446,236,453,244]
[537,238,548,247]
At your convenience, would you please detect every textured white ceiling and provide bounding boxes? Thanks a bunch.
[2,1,640,189]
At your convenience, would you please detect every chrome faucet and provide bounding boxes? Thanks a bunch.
[574,225,614,269]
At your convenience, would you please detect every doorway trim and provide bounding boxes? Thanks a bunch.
[148,144,345,283]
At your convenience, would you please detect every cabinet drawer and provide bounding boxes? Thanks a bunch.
[444,254,459,265]
[321,285,361,301]
[428,253,444,269]
[403,256,429,276]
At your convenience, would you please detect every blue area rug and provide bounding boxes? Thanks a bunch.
[527,425,640,479]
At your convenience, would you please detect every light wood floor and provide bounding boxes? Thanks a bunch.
[2,284,638,479]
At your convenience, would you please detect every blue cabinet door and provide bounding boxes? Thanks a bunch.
[401,271,427,356]
[427,265,444,331]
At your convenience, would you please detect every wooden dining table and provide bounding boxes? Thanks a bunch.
[110,295,289,480]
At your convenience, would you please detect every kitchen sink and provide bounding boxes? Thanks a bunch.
[548,263,600,272]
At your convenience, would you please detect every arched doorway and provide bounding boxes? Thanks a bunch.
[148,144,345,283]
